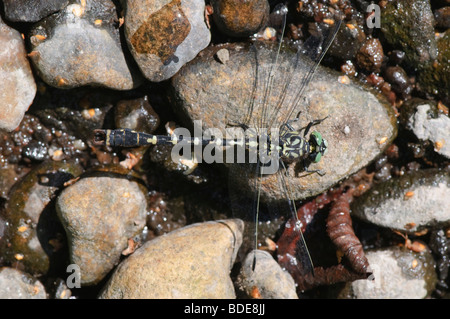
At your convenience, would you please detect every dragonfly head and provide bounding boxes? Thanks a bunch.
[309,131,328,163]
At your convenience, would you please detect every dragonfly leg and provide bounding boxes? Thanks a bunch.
[280,111,302,132]
[300,116,329,137]
[302,159,326,176]
[226,122,249,130]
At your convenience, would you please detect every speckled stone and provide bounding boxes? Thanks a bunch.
[99,219,243,298]
[0,267,47,299]
[2,0,68,22]
[211,0,269,37]
[339,247,437,299]
[56,176,148,285]
[124,0,211,82]
[0,17,36,132]
[28,0,141,90]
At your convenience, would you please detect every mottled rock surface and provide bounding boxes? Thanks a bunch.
[339,247,437,299]
[56,176,148,285]
[0,267,47,299]
[381,0,438,68]
[236,250,298,299]
[404,102,450,159]
[0,17,37,132]
[28,0,141,90]
[211,0,269,37]
[99,219,243,298]
[2,0,68,22]
[124,0,210,82]
[351,168,450,233]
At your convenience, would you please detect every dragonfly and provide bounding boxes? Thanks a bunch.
[93,4,342,278]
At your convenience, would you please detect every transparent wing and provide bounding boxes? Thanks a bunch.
[227,7,342,274]
[276,161,314,276]
[277,16,343,127]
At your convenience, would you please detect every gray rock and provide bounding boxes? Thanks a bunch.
[339,247,437,299]
[56,176,148,285]
[2,0,68,22]
[406,103,450,159]
[351,168,450,233]
[171,42,397,201]
[0,267,47,299]
[99,219,243,298]
[28,0,141,90]
[0,17,37,132]
[236,250,298,299]
[124,0,211,82]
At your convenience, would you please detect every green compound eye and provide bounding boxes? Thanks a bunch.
[311,131,322,146]
[312,152,322,163]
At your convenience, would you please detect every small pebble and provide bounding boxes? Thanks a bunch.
[28,0,141,90]
[0,267,47,299]
[384,66,413,97]
[124,0,210,82]
[355,37,384,72]
[210,0,269,37]
[236,250,298,299]
[339,247,436,299]
[404,101,450,159]
[1,160,84,275]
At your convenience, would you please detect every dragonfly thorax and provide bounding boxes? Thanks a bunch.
[279,130,310,161]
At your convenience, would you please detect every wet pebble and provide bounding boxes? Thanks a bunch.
[387,50,406,66]
[0,17,37,132]
[0,160,84,275]
[56,175,148,285]
[2,0,68,22]
[124,0,210,82]
[22,140,49,162]
[210,0,269,37]
[0,267,47,299]
[236,250,298,299]
[355,37,384,73]
[383,66,413,98]
[328,22,366,61]
[339,246,437,299]
[402,100,450,159]
[28,0,141,90]
[171,42,397,201]
[351,168,450,233]
[99,219,243,298]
